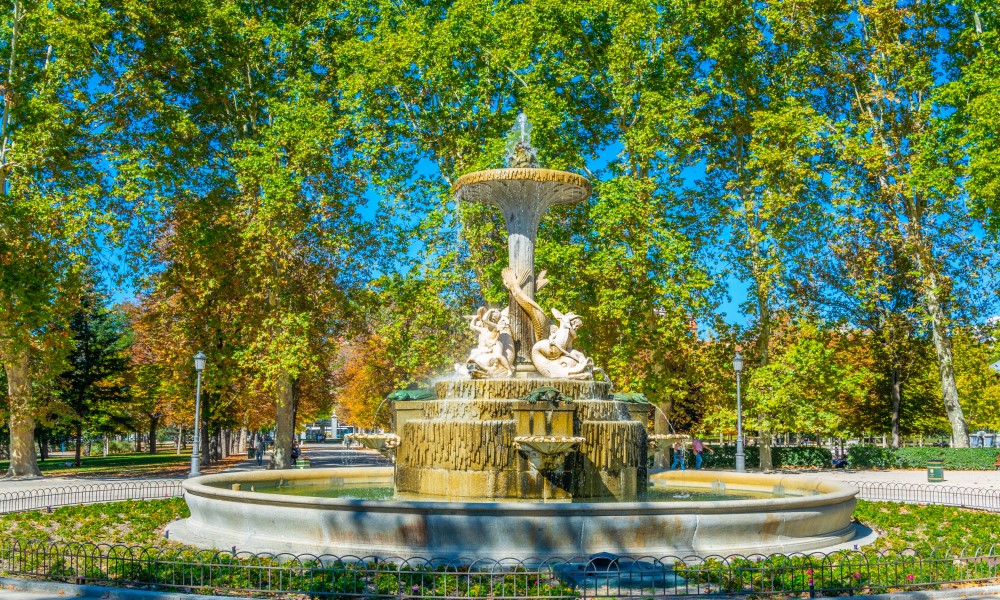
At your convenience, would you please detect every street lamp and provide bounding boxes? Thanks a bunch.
[189,351,207,478]
[733,351,745,473]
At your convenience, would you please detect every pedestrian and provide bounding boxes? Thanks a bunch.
[692,437,713,470]
[254,437,265,467]
[670,441,685,470]
[290,440,301,465]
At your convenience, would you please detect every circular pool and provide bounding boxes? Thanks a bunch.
[168,468,859,559]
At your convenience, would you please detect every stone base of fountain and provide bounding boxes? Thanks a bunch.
[393,377,649,501]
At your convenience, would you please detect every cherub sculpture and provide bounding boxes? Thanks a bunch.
[464,307,515,378]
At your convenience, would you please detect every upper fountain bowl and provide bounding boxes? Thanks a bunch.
[453,168,591,206]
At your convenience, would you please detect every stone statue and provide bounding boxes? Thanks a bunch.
[502,267,594,380]
[504,112,540,168]
[464,307,515,378]
[532,308,594,379]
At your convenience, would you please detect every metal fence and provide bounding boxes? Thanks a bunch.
[2,538,999,598]
[0,480,183,515]
[850,480,1000,512]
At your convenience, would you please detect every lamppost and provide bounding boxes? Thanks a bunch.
[733,351,745,473]
[189,352,207,478]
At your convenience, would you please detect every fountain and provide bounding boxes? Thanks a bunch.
[168,114,859,559]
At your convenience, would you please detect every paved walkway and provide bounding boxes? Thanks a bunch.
[4,445,999,491]
[0,443,389,493]
[778,466,1000,488]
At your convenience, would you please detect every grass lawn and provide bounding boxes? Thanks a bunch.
[0,448,245,478]
[0,498,189,546]
[855,500,1000,553]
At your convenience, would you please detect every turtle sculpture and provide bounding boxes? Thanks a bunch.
[523,386,573,405]
[386,389,436,402]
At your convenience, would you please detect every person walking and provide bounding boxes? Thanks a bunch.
[670,441,685,470]
[692,437,713,470]
[254,437,265,467]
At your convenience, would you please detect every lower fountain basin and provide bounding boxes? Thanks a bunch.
[169,468,859,560]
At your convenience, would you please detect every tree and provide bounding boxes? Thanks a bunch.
[0,0,117,476]
[54,290,131,467]
[826,0,996,447]
[114,0,381,469]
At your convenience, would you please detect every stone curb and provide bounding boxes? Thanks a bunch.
[836,584,1000,599]
[0,578,253,600]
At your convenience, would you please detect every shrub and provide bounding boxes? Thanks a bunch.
[895,447,999,470]
[701,445,830,469]
[847,445,1000,470]
[847,445,898,469]
[776,446,832,468]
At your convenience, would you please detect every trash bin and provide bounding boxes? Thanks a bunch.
[927,458,944,482]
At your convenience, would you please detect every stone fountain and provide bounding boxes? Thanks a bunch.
[169,114,860,559]
[391,114,647,501]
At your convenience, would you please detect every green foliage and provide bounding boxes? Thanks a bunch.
[697,444,831,469]
[848,446,1000,470]
[847,445,899,469]
[776,446,834,468]
[854,499,1000,552]
[0,498,188,545]
[894,447,1000,470]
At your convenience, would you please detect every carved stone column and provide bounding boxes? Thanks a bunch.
[454,169,590,368]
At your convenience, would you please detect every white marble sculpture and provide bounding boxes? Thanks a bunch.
[501,267,594,380]
[464,307,515,378]
[531,308,594,379]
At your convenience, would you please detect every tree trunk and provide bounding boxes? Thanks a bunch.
[36,429,48,460]
[177,426,183,453]
[758,430,772,471]
[74,423,83,467]
[270,370,296,470]
[891,366,902,448]
[134,429,142,453]
[103,436,109,457]
[200,396,210,465]
[148,415,159,454]
[4,349,41,477]
[923,286,969,447]
[238,427,247,455]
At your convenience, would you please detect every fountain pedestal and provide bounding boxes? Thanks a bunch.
[392,378,648,501]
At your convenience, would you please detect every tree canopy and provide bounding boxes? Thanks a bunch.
[2,0,999,474]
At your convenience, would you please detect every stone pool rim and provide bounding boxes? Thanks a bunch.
[169,467,860,559]
[181,467,856,514]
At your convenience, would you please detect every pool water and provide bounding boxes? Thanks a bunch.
[217,481,788,503]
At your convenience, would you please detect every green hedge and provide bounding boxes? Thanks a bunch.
[698,444,832,469]
[847,446,1000,470]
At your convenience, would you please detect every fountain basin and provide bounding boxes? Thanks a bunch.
[169,467,859,560]
[514,435,586,458]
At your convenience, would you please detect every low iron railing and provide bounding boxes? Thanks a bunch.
[2,538,999,598]
[849,480,1000,512]
[0,480,183,515]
